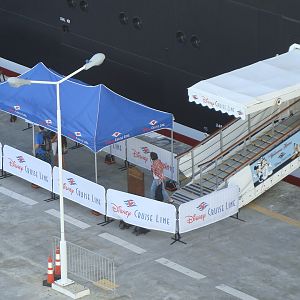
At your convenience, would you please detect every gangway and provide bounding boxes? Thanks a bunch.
[172,45,300,207]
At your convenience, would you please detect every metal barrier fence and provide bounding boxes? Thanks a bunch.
[52,236,116,291]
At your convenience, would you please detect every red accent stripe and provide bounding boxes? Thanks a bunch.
[284,175,300,187]
[157,129,200,147]
[0,67,20,77]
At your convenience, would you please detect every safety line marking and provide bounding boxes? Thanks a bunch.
[0,187,38,205]
[45,209,90,229]
[98,233,147,254]
[248,203,300,228]
[155,258,206,280]
[216,284,259,300]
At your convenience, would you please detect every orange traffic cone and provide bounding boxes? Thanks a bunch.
[43,256,54,287]
[47,256,54,284]
[55,246,61,276]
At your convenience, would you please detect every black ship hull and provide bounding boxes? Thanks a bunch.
[1,0,299,133]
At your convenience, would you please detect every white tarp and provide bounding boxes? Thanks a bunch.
[3,145,52,191]
[53,167,106,214]
[106,189,177,233]
[188,47,300,119]
[179,185,239,233]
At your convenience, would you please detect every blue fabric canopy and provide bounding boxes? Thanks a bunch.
[0,63,173,152]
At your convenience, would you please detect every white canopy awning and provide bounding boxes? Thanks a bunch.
[188,46,300,119]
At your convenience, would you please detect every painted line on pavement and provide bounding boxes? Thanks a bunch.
[45,209,90,229]
[216,284,259,300]
[0,186,38,205]
[248,203,300,228]
[99,233,147,254]
[155,258,206,280]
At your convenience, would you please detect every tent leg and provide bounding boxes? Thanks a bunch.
[32,124,35,157]
[171,127,174,180]
[95,152,98,183]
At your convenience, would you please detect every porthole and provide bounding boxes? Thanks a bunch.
[80,0,88,11]
[191,35,201,48]
[67,0,76,8]
[119,12,129,25]
[133,17,142,30]
[176,31,186,43]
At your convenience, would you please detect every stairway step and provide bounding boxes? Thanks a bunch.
[246,145,261,153]
[223,162,236,169]
[171,192,194,203]
[237,151,253,159]
[274,129,286,135]
[251,142,265,149]
[257,137,273,144]
[199,178,216,190]
[182,185,201,196]
[194,184,214,194]
[206,171,227,179]
[218,168,232,174]
[233,154,249,163]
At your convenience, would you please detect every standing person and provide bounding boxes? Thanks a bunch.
[10,115,17,122]
[150,152,173,203]
[50,132,67,167]
[32,126,51,188]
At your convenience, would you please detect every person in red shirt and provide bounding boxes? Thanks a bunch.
[150,152,173,203]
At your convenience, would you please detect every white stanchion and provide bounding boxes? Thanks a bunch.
[126,137,177,180]
[53,167,106,215]
[3,145,52,191]
[178,185,239,234]
[107,189,177,233]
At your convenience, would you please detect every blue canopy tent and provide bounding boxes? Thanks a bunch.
[0,62,174,181]
[0,62,173,152]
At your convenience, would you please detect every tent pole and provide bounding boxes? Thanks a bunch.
[32,124,35,156]
[95,152,98,183]
[171,121,174,181]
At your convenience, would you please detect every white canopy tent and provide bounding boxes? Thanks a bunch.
[188,44,300,119]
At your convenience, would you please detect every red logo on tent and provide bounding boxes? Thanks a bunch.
[124,200,137,207]
[16,156,26,163]
[45,119,52,125]
[14,105,21,110]
[149,120,157,126]
[112,132,121,138]
[74,132,81,137]
[141,146,150,154]
[197,202,208,211]
[67,178,76,185]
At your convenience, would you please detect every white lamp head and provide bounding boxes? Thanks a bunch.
[84,53,105,70]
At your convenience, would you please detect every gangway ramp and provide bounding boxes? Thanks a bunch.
[172,100,300,206]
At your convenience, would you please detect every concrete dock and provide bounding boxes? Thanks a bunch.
[0,111,299,300]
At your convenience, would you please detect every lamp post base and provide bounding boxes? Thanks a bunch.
[52,281,90,299]
[54,278,74,286]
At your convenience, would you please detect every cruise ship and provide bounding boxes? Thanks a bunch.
[0,1,299,133]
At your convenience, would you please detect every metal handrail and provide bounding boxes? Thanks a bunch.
[197,100,300,169]
[223,123,300,181]
[175,117,239,159]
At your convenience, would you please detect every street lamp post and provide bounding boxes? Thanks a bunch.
[8,53,105,286]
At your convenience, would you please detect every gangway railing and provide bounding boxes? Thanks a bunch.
[176,99,300,185]
[223,122,300,182]
[196,103,300,177]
